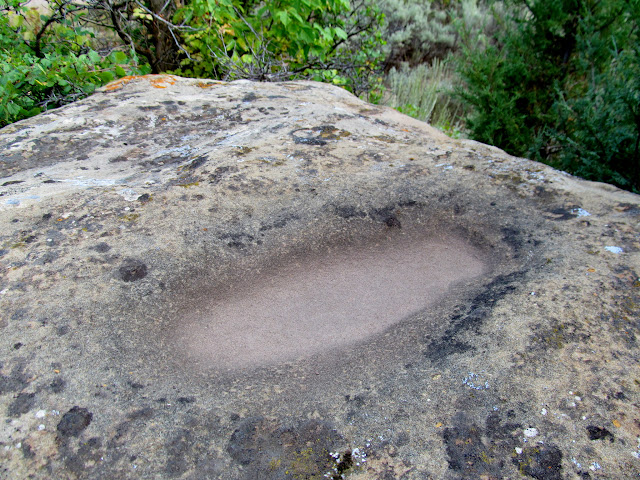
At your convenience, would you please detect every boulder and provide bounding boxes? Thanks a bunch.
[0,74,639,478]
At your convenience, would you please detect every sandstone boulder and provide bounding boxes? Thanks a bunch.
[0,75,639,478]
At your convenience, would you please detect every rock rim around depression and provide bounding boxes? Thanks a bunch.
[0,75,639,479]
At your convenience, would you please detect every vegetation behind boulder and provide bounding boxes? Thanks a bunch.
[456,0,640,192]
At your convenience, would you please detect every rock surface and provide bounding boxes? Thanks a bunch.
[0,74,639,479]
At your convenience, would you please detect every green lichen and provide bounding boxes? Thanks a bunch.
[121,213,140,222]
[177,181,200,188]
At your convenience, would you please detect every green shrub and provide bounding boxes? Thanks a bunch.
[173,0,385,97]
[0,0,149,127]
[456,0,640,191]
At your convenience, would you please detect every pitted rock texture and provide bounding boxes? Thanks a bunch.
[0,74,639,479]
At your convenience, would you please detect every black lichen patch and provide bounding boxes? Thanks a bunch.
[137,105,162,111]
[513,445,563,480]
[227,416,345,480]
[209,165,238,184]
[90,242,111,253]
[109,407,154,449]
[7,392,36,417]
[242,92,259,102]
[615,202,640,215]
[60,436,104,478]
[165,428,194,477]
[425,271,525,362]
[0,361,31,395]
[545,206,582,221]
[118,258,148,282]
[57,406,93,437]
[220,232,254,249]
[442,412,521,479]
[258,214,298,232]
[370,207,402,228]
[334,206,367,219]
[50,377,66,393]
[586,425,614,442]
[185,155,208,171]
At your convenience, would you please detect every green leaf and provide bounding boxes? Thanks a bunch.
[275,10,290,28]
[98,71,114,84]
[112,51,127,64]
[88,50,101,64]
[334,27,348,40]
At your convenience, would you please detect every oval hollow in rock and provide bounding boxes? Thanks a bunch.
[176,230,489,370]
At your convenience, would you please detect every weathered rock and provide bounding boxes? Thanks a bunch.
[0,74,639,478]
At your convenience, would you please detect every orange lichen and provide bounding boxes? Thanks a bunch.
[196,81,216,88]
[104,75,140,91]
[104,75,178,92]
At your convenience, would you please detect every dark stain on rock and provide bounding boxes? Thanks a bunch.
[334,206,367,219]
[165,428,194,477]
[512,444,563,480]
[227,417,345,480]
[546,206,579,221]
[57,406,93,437]
[91,242,111,253]
[220,233,254,249]
[8,392,36,417]
[21,442,35,459]
[242,92,258,102]
[118,258,148,282]
[258,214,298,232]
[384,215,402,228]
[0,361,31,394]
[370,207,402,228]
[50,377,66,393]
[209,165,238,184]
[442,413,521,479]
[586,425,614,442]
[426,271,524,362]
[109,407,154,449]
[616,202,640,215]
[501,227,526,257]
[61,436,103,477]
[185,155,207,170]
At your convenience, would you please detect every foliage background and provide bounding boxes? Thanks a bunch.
[1,0,638,192]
